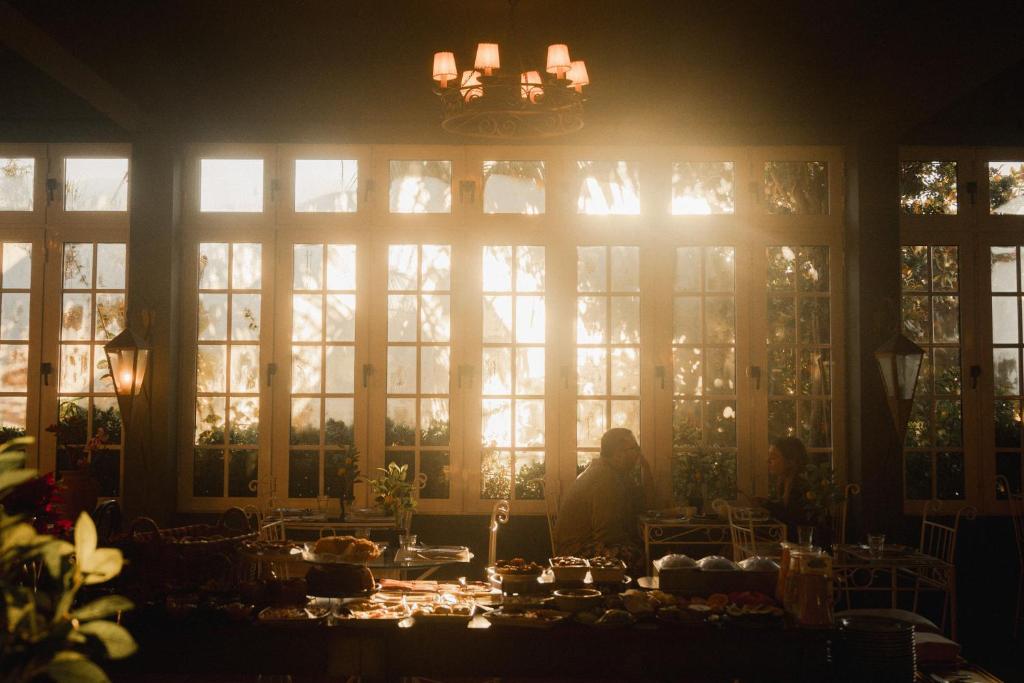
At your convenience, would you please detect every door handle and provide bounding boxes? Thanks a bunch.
[747,366,762,390]
[362,364,374,388]
[969,365,981,390]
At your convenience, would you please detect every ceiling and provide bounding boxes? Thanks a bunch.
[2,0,1023,144]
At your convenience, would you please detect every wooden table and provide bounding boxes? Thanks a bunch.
[832,543,958,638]
[115,609,834,681]
[641,515,787,572]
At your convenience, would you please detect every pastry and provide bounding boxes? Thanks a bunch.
[313,535,381,562]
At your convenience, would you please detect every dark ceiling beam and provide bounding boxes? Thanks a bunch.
[0,1,141,132]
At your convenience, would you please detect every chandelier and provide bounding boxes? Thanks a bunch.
[431,3,589,140]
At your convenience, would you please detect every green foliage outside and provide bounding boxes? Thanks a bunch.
[989,163,1024,213]
[899,161,957,215]
[0,437,136,682]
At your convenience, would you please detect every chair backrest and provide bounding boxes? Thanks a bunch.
[530,478,560,556]
[831,483,861,546]
[997,475,1024,564]
[260,519,286,541]
[725,503,757,561]
[919,501,976,564]
[488,499,511,567]
[92,499,122,544]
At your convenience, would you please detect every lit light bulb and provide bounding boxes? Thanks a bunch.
[120,370,133,389]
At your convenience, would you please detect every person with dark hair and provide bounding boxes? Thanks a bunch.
[754,436,813,541]
[552,428,652,574]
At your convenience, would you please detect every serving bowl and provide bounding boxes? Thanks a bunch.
[695,555,740,572]
[552,588,603,612]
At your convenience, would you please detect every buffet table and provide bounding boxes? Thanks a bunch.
[116,610,834,681]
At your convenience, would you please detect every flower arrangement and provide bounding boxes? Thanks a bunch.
[367,462,417,531]
[0,437,136,682]
[671,447,736,511]
[799,459,846,527]
[3,471,72,538]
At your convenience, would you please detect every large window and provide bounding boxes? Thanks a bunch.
[385,244,452,501]
[55,242,127,496]
[175,145,845,513]
[765,246,834,461]
[0,243,33,440]
[192,242,263,499]
[287,244,357,499]
[481,245,546,501]
[672,246,738,499]
[575,246,641,472]
[901,246,963,500]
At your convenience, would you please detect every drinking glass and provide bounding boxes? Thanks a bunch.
[867,533,886,558]
[797,525,815,547]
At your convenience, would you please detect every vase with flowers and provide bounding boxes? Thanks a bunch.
[46,407,107,520]
[367,462,417,534]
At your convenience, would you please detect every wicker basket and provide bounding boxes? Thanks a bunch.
[113,507,257,593]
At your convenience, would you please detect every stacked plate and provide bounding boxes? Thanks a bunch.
[834,616,916,682]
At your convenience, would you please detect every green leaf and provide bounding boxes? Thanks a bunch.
[72,595,134,621]
[77,620,137,659]
[1,522,38,552]
[0,435,36,453]
[46,652,111,683]
[80,548,123,585]
[0,452,26,473]
[0,469,36,492]
[74,512,97,566]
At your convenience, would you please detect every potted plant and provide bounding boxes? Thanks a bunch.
[671,447,737,514]
[799,459,846,546]
[366,462,417,535]
[0,437,136,682]
[47,406,108,521]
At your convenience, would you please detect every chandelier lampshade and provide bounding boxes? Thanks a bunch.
[545,44,571,78]
[432,6,588,141]
[566,60,590,92]
[432,52,458,88]
[474,43,501,75]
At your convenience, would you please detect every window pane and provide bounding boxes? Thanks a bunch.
[200,159,263,212]
[389,160,451,213]
[763,161,827,214]
[295,159,357,212]
[483,161,545,214]
[900,161,957,215]
[64,158,128,212]
[575,161,640,215]
[671,161,734,215]
[902,245,962,502]
[577,246,640,463]
[0,158,34,211]
[990,162,1024,215]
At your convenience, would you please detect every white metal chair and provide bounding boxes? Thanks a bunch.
[725,502,782,561]
[487,499,510,568]
[907,501,975,639]
[997,475,1024,638]
[831,483,860,546]
[530,478,560,556]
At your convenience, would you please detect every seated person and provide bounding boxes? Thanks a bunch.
[754,436,814,542]
[553,428,652,576]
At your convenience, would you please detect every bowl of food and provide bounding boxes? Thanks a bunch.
[552,588,603,612]
[588,556,627,584]
[493,558,545,578]
[549,556,589,582]
[695,555,740,572]
[737,556,779,572]
[410,602,476,625]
